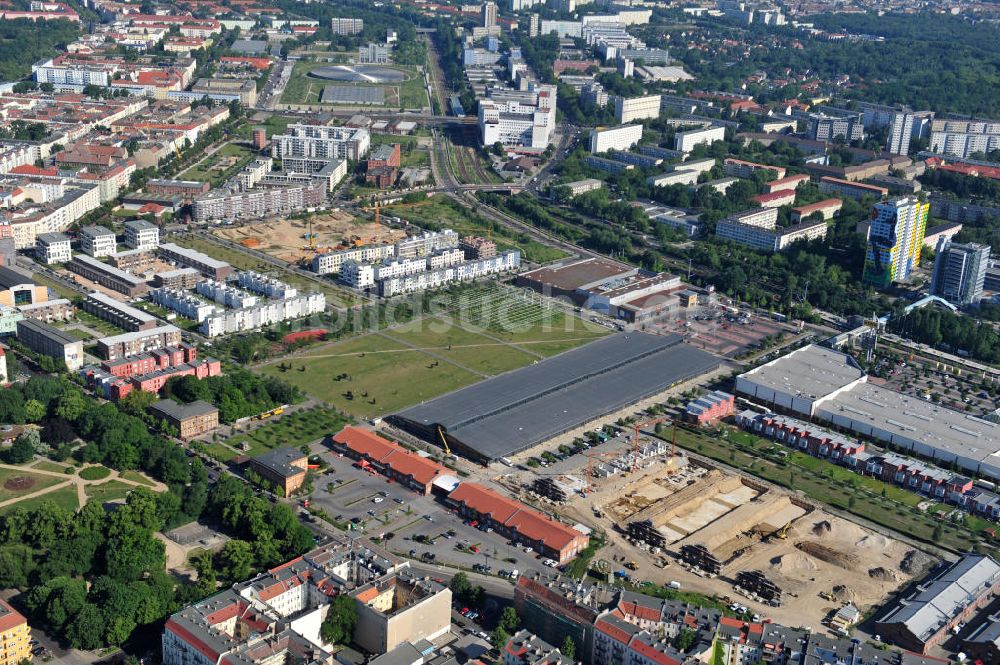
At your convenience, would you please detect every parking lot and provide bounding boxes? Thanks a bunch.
[646,304,799,358]
[307,447,554,577]
[872,351,1000,416]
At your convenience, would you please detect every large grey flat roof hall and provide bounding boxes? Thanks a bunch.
[389,332,721,462]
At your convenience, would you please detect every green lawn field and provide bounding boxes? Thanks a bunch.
[183,142,257,187]
[0,486,79,515]
[85,480,134,504]
[255,287,608,418]
[257,333,481,419]
[0,467,65,502]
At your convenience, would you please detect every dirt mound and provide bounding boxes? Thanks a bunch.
[770,551,818,573]
[856,534,890,550]
[831,585,855,602]
[812,520,832,536]
[795,541,860,569]
[901,549,935,575]
[3,476,36,491]
[869,567,901,582]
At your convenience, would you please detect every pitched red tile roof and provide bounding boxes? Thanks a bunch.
[0,599,26,634]
[629,639,681,665]
[448,482,585,553]
[333,426,398,462]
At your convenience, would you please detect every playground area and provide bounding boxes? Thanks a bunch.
[211,212,408,266]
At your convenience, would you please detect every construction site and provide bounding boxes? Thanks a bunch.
[211,210,407,266]
[533,447,935,629]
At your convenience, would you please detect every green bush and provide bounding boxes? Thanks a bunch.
[79,466,111,481]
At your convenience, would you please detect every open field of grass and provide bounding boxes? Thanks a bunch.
[183,142,257,186]
[120,470,156,486]
[666,424,999,555]
[258,333,481,418]
[261,115,299,138]
[32,460,73,474]
[225,407,348,458]
[385,318,538,376]
[0,467,66,502]
[174,235,358,308]
[0,486,78,515]
[32,273,79,301]
[383,197,569,264]
[85,480,134,504]
[256,286,607,417]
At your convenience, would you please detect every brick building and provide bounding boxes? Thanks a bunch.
[148,399,219,440]
[248,447,308,494]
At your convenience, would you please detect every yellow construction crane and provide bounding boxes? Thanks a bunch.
[437,425,451,456]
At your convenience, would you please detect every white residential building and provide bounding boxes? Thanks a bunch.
[195,280,258,309]
[312,244,396,275]
[330,17,363,34]
[930,119,1000,158]
[673,125,726,152]
[124,219,159,251]
[590,125,643,154]
[339,261,376,289]
[150,288,217,322]
[35,232,71,264]
[79,225,116,258]
[614,95,661,123]
[272,124,371,161]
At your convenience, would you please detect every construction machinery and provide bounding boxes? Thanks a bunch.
[436,425,452,456]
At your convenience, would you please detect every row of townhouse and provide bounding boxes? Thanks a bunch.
[511,578,944,665]
[736,411,986,514]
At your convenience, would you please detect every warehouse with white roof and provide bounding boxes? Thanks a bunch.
[736,344,1000,480]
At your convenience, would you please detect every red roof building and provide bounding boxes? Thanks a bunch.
[330,426,448,494]
[447,482,589,563]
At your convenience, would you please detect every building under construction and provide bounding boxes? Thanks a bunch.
[735,570,782,605]
[679,544,723,576]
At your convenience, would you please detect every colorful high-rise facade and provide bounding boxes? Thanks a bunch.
[863,197,929,287]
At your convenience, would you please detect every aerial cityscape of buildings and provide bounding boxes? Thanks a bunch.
[1,1,1000,665]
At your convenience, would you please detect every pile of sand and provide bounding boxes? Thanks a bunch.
[869,567,901,582]
[795,541,860,569]
[831,585,856,603]
[812,520,832,536]
[901,549,935,575]
[770,551,819,573]
[856,534,891,550]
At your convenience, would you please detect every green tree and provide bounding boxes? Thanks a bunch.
[561,636,576,659]
[490,626,510,649]
[500,606,520,632]
[5,432,36,464]
[219,539,255,581]
[320,594,358,645]
[55,390,88,422]
[24,399,46,422]
[450,571,471,598]
[675,627,697,652]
